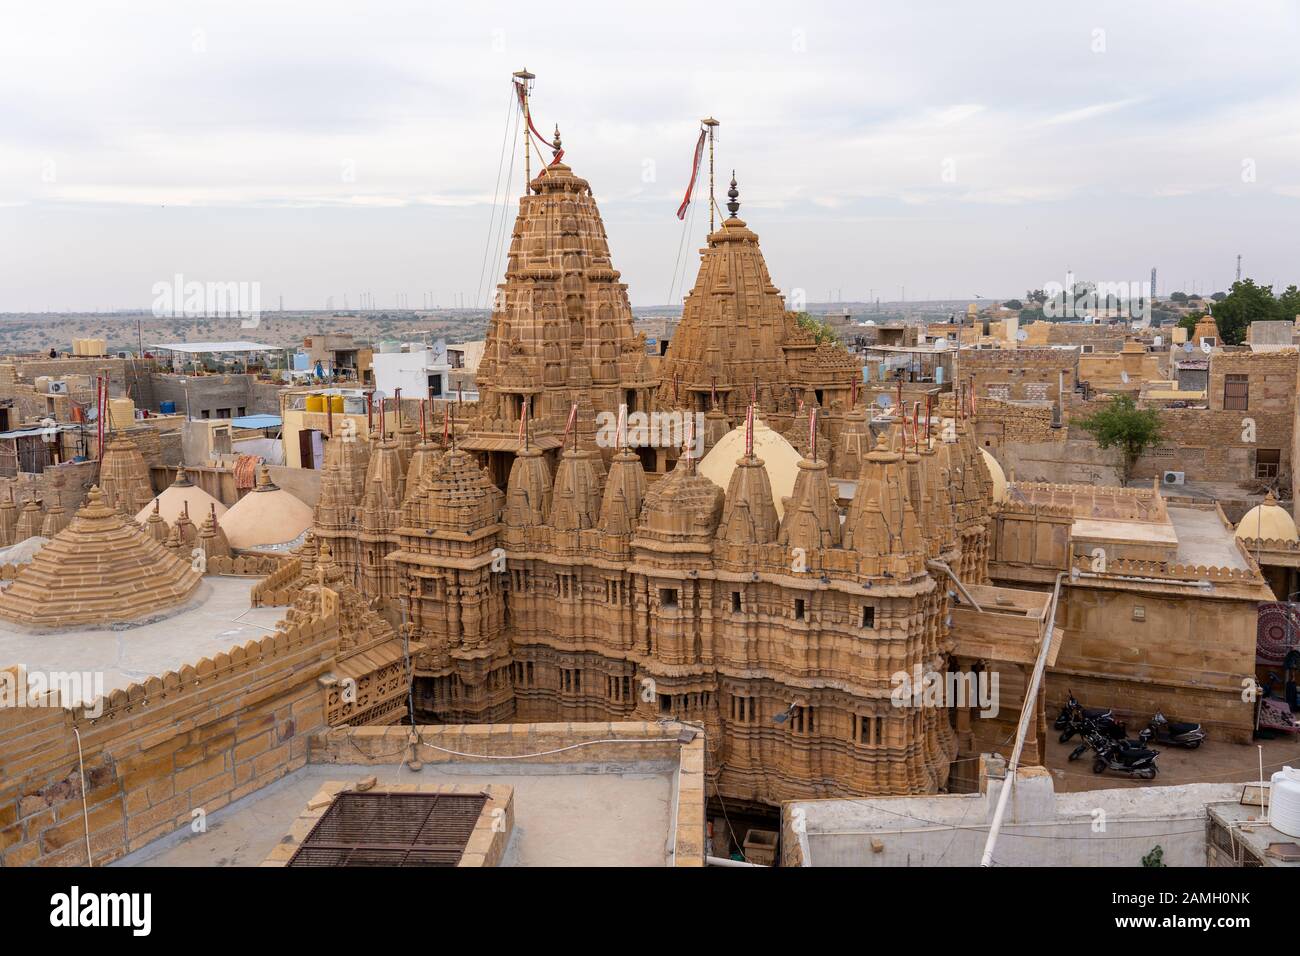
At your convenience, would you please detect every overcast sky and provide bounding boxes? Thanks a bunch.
[2,0,1299,313]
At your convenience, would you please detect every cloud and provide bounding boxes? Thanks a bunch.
[1041,98,1143,126]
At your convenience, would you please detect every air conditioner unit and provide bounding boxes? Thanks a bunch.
[1162,471,1185,486]
[47,381,69,395]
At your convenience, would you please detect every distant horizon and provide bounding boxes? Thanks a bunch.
[3,2,1297,312]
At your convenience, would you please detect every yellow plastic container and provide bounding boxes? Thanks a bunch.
[305,395,325,413]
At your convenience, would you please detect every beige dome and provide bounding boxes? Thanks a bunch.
[979,447,1009,504]
[219,466,314,549]
[699,417,802,519]
[1235,492,1298,543]
[136,466,226,526]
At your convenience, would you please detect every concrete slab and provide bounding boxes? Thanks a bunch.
[114,760,677,867]
[1168,505,1248,569]
[0,576,286,704]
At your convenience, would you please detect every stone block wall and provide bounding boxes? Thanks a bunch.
[0,615,338,866]
[958,348,1078,406]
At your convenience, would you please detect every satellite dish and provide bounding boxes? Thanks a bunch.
[1121,371,1129,384]
[1015,329,1028,342]
[372,389,387,401]
[1183,343,1194,353]
[1201,340,1213,354]
[933,337,949,351]
[876,394,893,408]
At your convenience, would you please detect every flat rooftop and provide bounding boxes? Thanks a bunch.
[0,577,284,704]
[1168,505,1248,569]
[115,760,678,867]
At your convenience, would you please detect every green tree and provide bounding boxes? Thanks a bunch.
[1169,291,1188,303]
[1076,395,1163,484]
[1002,298,1024,311]
[1177,312,1206,338]
[794,312,843,347]
[1141,845,1166,868]
[1212,278,1278,345]
[1277,284,1300,323]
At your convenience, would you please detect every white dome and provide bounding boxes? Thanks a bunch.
[699,418,803,519]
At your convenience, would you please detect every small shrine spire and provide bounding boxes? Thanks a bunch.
[726,171,740,218]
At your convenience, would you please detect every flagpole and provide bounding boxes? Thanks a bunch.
[702,117,719,233]
[513,68,536,190]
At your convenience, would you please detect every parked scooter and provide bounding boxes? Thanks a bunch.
[1085,730,1160,779]
[1139,711,1205,749]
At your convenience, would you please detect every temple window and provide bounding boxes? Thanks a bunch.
[660,587,679,610]
[794,598,806,621]
[730,695,756,723]
[790,706,815,735]
[731,591,742,613]
[861,606,875,629]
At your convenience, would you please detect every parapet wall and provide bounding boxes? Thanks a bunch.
[308,721,707,866]
[0,614,338,866]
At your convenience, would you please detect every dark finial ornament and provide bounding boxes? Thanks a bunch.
[552,125,562,161]
[726,170,740,218]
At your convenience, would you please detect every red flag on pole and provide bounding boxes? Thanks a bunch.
[514,81,564,164]
[562,402,578,450]
[676,127,707,220]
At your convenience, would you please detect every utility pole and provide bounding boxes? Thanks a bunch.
[1236,254,1242,284]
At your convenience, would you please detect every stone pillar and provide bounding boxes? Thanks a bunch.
[954,660,974,751]
[1019,663,1042,766]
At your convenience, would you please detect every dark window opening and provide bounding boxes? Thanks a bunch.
[1223,373,1249,411]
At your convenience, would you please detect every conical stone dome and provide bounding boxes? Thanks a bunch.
[504,445,552,529]
[220,466,313,549]
[0,486,202,629]
[99,432,154,515]
[137,466,226,526]
[654,183,799,417]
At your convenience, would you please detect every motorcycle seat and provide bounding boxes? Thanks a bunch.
[1165,721,1199,735]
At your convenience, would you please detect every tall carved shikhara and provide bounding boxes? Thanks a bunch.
[466,159,656,485]
[312,153,997,806]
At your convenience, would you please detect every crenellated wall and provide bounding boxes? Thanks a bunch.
[0,615,338,866]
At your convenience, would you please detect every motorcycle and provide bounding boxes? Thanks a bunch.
[1055,692,1125,743]
[1085,730,1160,779]
[1138,711,1205,749]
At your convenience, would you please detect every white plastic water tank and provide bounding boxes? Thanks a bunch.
[1268,766,1300,837]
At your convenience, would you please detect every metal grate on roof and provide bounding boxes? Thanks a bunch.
[287,791,489,867]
